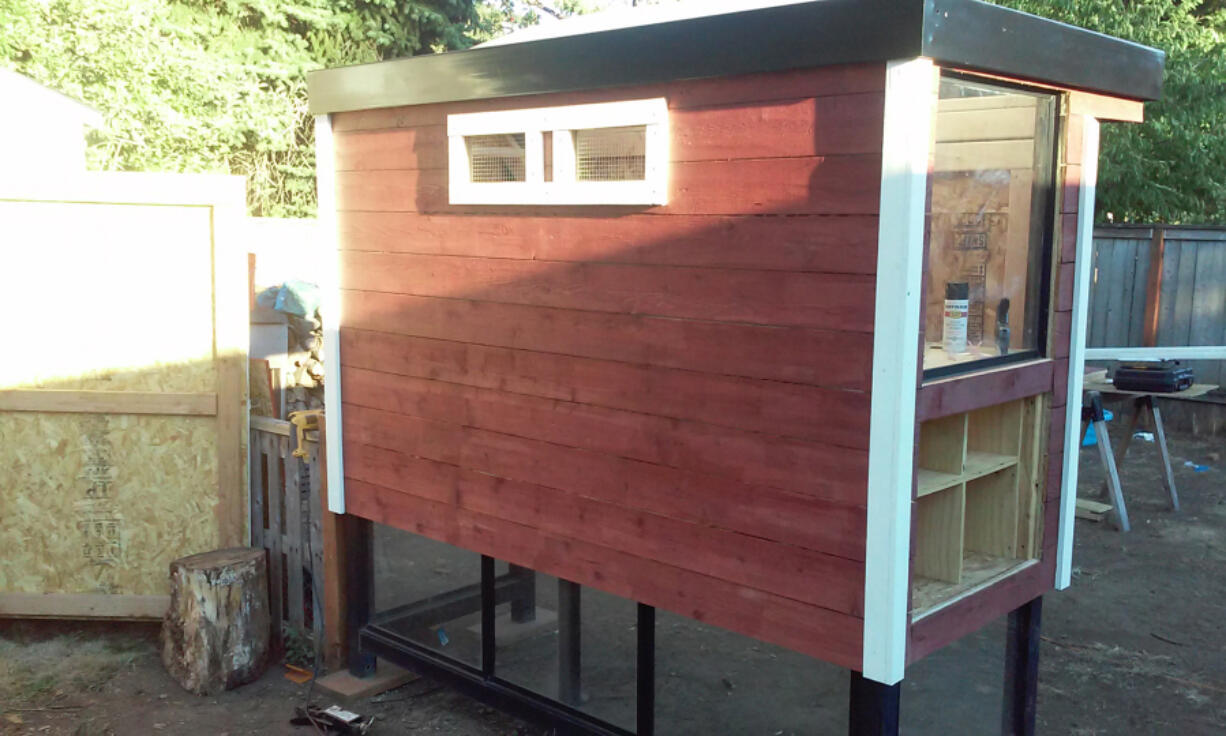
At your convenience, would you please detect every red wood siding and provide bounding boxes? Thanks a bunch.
[332,65,887,669]
[905,109,1089,664]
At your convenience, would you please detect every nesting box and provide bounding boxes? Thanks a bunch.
[309,0,1163,686]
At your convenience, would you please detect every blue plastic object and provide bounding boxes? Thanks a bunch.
[1081,408,1114,446]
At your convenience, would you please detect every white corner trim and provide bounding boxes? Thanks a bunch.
[447,98,668,206]
[1084,346,1226,361]
[862,58,937,686]
[1056,117,1101,589]
[315,114,346,515]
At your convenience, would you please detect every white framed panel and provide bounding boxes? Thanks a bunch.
[448,98,668,206]
[862,57,938,686]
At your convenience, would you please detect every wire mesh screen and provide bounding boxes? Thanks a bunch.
[466,133,527,182]
[575,126,646,181]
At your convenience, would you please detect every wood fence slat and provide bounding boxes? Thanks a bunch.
[1157,239,1184,346]
[1127,237,1152,347]
[283,435,305,630]
[307,441,326,657]
[1188,241,1226,386]
[249,437,265,550]
[264,432,285,642]
[1170,241,1197,347]
[1087,241,1109,347]
[1103,239,1134,348]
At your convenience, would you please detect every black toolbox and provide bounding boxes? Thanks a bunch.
[1112,360,1194,393]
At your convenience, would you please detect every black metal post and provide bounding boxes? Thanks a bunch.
[1003,596,1043,736]
[345,516,376,677]
[509,563,537,623]
[848,671,900,736]
[481,555,496,678]
[636,604,655,736]
[558,579,582,705]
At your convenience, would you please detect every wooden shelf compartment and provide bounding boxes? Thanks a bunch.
[911,395,1046,618]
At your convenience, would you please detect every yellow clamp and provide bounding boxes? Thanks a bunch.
[288,409,324,458]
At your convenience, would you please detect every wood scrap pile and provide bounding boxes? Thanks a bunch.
[285,310,325,415]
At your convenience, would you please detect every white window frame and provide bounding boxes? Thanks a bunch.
[448,98,668,206]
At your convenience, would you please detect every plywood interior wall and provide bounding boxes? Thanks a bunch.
[0,176,247,618]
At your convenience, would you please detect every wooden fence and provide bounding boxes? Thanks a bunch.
[1088,225,1226,387]
[250,415,324,662]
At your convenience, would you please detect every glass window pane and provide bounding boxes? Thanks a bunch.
[492,567,637,731]
[923,77,1057,376]
[654,610,845,734]
[372,524,483,669]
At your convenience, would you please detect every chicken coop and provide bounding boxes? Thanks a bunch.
[307,1,1164,733]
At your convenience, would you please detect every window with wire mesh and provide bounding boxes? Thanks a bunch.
[574,126,647,181]
[465,133,527,182]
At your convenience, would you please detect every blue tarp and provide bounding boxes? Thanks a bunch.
[257,280,320,318]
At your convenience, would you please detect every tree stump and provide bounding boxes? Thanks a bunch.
[160,547,271,695]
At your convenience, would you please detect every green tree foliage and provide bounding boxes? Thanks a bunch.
[995,0,1226,224]
[0,0,478,217]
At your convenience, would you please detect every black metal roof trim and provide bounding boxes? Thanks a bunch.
[307,0,1164,115]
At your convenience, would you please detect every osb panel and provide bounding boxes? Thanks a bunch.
[925,169,1034,345]
[0,200,216,393]
[0,412,219,596]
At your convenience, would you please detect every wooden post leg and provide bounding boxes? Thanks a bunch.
[1094,419,1130,532]
[1002,596,1042,736]
[558,579,582,706]
[509,564,536,623]
[849,671,900,736]
[345,515,376,677]
[1099,398,1140,498]
[1147,397,1180,511]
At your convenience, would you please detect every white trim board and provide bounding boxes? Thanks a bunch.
[861,58,937,686]
[315,114,347,515]
[1056,117,1101,589]
[1084,346,1226,361]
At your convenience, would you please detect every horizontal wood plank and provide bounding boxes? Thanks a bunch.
[0,389,217,416]
[343,366,868,503]
[336,93,885,173]
[339,251,876,331]
[1055,262,1075,312]
[335,155,882,216]
[1052,311,1072,360]
[337,211,879,274]
[1060,213,1078,264]
[344,479,865,669]
[907,555,1051,663]
[340,329,871,448]
[669,93,883,159]
[934,139,1035,173]
[346,434,865,561]
[451,469,864,614]
[343,402,867,510]
[1062,164,1081,215]
[936,106,1037,143]
[341,292,875,390]
[330,63,887,132]
[916,361,1054,421]
[334,126,449,171]
[0,592,170,620]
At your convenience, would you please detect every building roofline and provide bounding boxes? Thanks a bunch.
[307,0,1164,115]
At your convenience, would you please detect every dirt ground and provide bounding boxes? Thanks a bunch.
[2,431,1223,735]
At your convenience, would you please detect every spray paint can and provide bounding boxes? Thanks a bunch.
[944,282,969,356]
